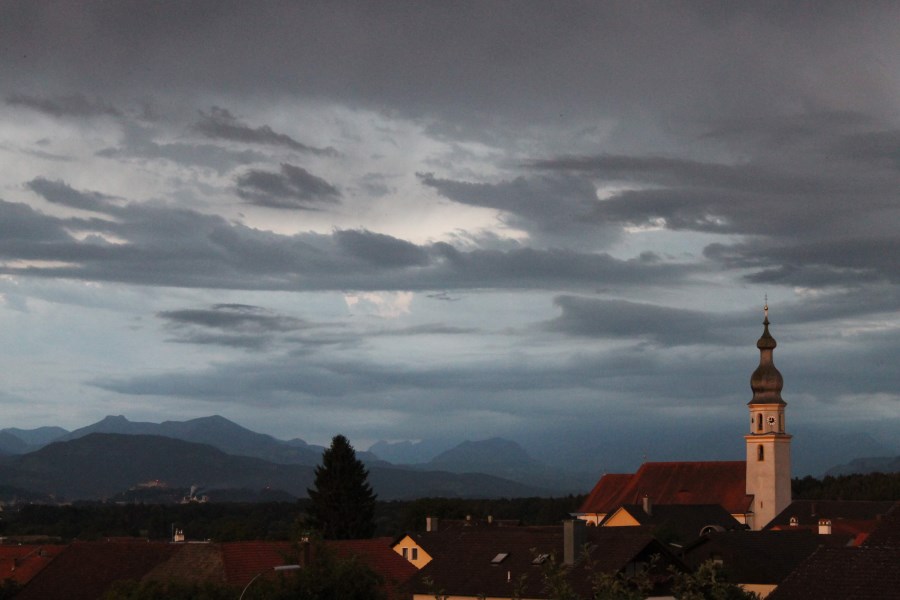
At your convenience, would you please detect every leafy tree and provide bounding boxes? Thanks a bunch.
[247,541,386,600]
[586,551,655,600]
[0,579,22,600]
[307,434,377,539]
[670,561,759,600]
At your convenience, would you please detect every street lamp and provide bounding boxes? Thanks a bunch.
[238,564,301,600]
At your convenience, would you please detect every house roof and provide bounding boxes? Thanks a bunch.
[0,544,64,585]
[608,503,744,543]
[142,542,227,585]
[14,538,415,599]
[220,540,295,587]
[765,500,897,539]
[682,529,851,585]
[767,545,900,600]
[329,537,417,586]
[579,461,752,516]
[15,540,179,600]
[863,501,900,547]
[409,524,682,599]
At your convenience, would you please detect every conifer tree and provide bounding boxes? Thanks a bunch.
[307,434,377,539]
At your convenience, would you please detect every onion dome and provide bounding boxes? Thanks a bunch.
[750,304,785,405]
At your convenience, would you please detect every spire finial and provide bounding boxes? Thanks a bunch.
[764,295,769,324]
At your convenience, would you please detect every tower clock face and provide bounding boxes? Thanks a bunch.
[767,416,776,425]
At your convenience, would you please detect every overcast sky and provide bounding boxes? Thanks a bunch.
[1,2,898,475]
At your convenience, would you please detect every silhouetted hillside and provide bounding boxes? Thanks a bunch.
[0,434,550,501]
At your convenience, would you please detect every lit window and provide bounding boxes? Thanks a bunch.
[491,553,509,564]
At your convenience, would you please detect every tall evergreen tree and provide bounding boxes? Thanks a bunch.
[307,434,377,539]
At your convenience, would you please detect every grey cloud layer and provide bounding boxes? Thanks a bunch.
[4,179,689,291]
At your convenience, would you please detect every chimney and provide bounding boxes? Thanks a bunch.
[426,516,438,532]
[563,519,586,566]
[818,519,832,535]
[299,536,312,566]
[642,495,652,516]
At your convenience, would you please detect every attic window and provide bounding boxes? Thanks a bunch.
[532,554,550,565]
[491,553,509,564]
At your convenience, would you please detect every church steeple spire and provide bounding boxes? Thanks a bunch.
[745,301,792,530]
[750,302,784,405]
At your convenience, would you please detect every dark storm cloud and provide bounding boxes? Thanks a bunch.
[26,177,116,213]
[236,163,341,209]
[547,296,734,346]
[334,229,430,268]
[194,107,338,156]
[157,304,308,350]
[6,93,121,118]
[159,304,305,332]
[705,238,900,287]
[419,172,599,233]
[5,2,896,137]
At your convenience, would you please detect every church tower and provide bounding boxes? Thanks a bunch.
[745,304,792,530]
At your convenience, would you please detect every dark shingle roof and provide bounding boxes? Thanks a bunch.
[579,462,752,516]
[409,525,681,599]
[863,501,900,547]
[767,545,900,600]
[765,499,897,538]
[682,530,850,585]
[607,503,743,543]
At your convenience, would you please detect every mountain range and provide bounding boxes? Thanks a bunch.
[0,416,566,501]
[1,415,896,504]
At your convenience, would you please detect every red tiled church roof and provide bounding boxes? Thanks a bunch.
[578,461,752,515]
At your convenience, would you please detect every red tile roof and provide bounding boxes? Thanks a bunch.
[329,537,417,587]
[16,540,179,600]
[578,461,752,515]
[0,545,63,585]
[220,541,295,587]
[221,539,415,600]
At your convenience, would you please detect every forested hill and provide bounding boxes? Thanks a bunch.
[793,472,900,501]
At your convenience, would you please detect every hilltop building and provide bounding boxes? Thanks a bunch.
[576,305,792,531]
